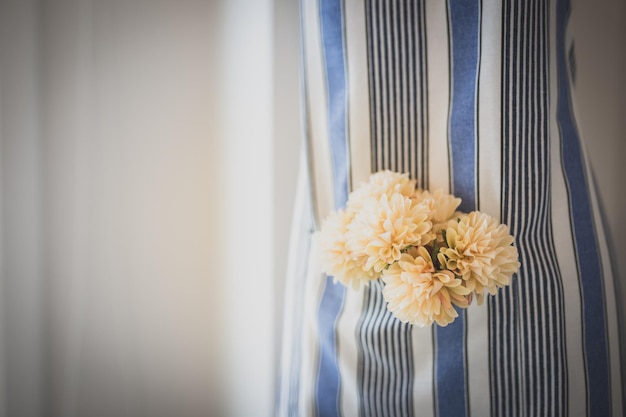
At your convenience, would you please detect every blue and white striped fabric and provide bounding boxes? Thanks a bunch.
[277,0,624,416]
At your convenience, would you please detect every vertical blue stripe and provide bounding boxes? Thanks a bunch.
[320,0,349,210]
[448,0,479,213]
[434,317,468,417]
[435,2,480,417]
[316,277,345,417]
[315,0,349,416]
[556,0,610,415]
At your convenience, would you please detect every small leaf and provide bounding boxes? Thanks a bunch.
[431,242,440,269]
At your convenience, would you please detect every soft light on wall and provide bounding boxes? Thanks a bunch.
[0,0,284,416]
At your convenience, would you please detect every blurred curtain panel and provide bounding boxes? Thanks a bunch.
[0,0,290,416]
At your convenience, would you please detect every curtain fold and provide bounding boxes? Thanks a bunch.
[0,0,281,416]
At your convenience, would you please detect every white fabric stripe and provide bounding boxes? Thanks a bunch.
[302,0,334,222]
[550,124,587,416]
[543,6,565,414]
[518,4,530,412]
[412,1,419,182]
[387,1,394,173]
[584,151,624,417]
[379,1,391,172]
[338,5,371,413]
[548,0,586,413]
[337,287,365,416]
[410,4,450,417]
[476,0,502,222]
[496,7,511,414]
[298,233,326,417]
[538,3,561,414]
[538,3,557,412]
[466,299,490,417]
[399,0,409,176]
[277,163,312,416]
[473,0,482,210]
[393,1,402,175]
[425,0,450,192]
[509,1,528,410]
[544,3,568,413]
[468,0,501,414]
[388,0,397,174]
[499,7,517,415]
[490,301,498,417]
[345,0,371,188]
[368,0,380,171]
[417,1,428,186]
[407,0,416,180]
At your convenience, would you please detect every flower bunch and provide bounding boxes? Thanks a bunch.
[318,170,520,327]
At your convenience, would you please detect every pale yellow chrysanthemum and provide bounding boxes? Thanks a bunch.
[318,209,378,289]
[438,211,520,302]
[347,193,435,273]
[347,170,416,213]
[413,189,462,224]
[382,247,472,327]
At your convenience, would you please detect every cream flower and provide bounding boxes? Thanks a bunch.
[382,247,471,327]
[347,170,416,212]
[413,189,462,224]
[317,169,522,326]
[347,193,434,273]
[318,209,378,289]
[438,211,520,302]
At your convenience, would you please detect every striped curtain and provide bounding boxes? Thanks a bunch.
[277,0,624,416]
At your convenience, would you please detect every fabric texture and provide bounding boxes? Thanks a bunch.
[278,0,624,416]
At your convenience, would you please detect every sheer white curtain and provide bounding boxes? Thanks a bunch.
[0,0,300,416]
[0,0,624,417]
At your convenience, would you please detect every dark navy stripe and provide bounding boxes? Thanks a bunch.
[556,0,610,415]
[493,1,568,415]
[357,281,412,417]
[435,1,480,417]
[366,0,427,185]
[315,0,349,415]
[358,1,432,416]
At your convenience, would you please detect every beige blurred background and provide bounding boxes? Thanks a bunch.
[0,0,623,416]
